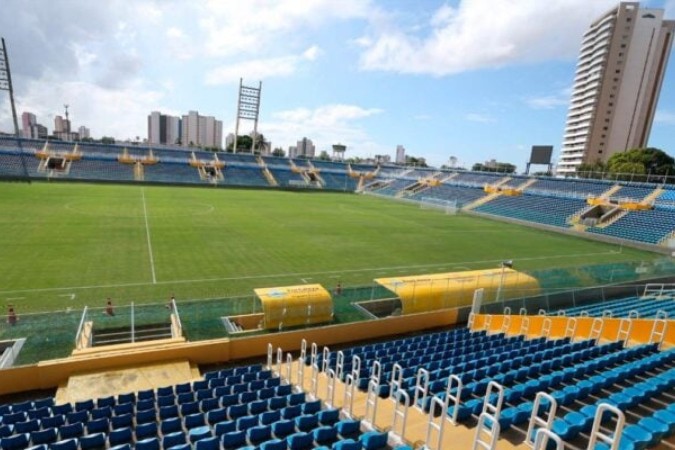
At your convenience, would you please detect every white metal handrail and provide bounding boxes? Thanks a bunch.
[525,392,557,448]
[587,403,625,450]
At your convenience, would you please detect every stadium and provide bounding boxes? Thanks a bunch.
[0,134,674,450]
[1,1,675,450]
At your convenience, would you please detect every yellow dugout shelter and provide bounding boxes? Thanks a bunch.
[375,268,540,315]
[255,284,334,330]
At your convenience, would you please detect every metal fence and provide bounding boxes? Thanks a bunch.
[2,258,674,367]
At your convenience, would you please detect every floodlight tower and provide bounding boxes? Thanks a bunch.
[0,38,29,179]
[233,78,262,154]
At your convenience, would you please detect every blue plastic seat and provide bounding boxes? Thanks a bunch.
[90,406,112,420]
[214,420,236,437]
[360,431,388,450]
[74,399,95,412]
[221,430,246,450]
[1,433,29,450]
[206,407,228,425]
[226,403,248,420]
[58,423,84,440]
[185,412,206,429]
[65,410,88,425]
[259,439,287,450]
[268,396,287,411]
[247,425,272,445]
[109,444,131,450]
[134,437,160,450]
[318,408,341,426]
[260,410,281,425]
[248,399,268,415]
[314,425,339,445]
[287,432,314,450]
[15,419,41,434]
[336,419,361,439]
[162,431,186,450]
[79,432,106,450]
[281,404,302,420]
[288,393,305,406]
[302,400,321,415]
[108,427,133,446]
[332,438,362,450]
[117,393,135,405]
[236,415,258,432]
[48,439,78,450]
[51,405,73,416]
[161,417,183,435]
[96,396,115,409]
[85,417,109,434]
[272,419,295,439]
[134,422,158,441]
[194,436,220,450]
[135,408,156,425]
[136,399,154,412]
[188,426,211,443]
[159,405,179,420]
[31,428,59,445]
[26,406,49,420]
[113,403,134,416]
[654,409,675,435]
[295,414,319,432]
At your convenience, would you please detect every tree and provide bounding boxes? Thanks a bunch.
[226,135,253,152]
[272,147,285,157]
[472,161,515,173]
[100,136,115,144]
[577,148,674,182]
[318,150,331,161]
[405,155,428,167]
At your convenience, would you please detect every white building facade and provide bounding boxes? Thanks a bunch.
[558,2,675,174]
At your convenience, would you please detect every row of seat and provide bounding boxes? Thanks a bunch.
[549,295,674,318]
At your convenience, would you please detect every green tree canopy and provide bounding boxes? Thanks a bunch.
[472,161,515,173]
[272,147,285,157]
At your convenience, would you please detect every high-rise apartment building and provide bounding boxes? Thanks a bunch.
[557,2,674,175]
[395,145,406,165]
[21,112,36,138]
[292,137,315,158]
[148,111,182,146]
[180,111,222,149]
[78,126,90,139]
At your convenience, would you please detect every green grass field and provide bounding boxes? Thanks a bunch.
[0,181,658,314]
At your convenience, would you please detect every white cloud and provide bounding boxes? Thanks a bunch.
[205,56,298,85]
[655,110,675,125]
[465,113,495,123]
[525,87,572,110]
[256,104,384,155]
[200,0,371,57]
[358,0,619,75]
[205,46,322,85]
[4,73,166,140]
[302,45,323,61]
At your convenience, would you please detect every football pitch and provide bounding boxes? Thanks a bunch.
[0,181,658,314]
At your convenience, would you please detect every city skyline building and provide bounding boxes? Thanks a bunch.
[289,137,315,159]
[180,110,223,149]
[396,145,406,165]
[557,1,675,174]
[147,111,182,146]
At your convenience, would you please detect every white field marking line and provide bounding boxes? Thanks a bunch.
[141,188,157,284]
[300,278,312,283]
[0,249,624,295]
[6,297,25,301]
[58,293,76,300]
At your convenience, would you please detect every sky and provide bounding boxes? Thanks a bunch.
[1,0,674,169]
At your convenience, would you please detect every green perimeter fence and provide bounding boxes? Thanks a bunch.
[1,258,674,367]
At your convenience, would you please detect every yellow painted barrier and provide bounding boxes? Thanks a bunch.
[471,314,674,348]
